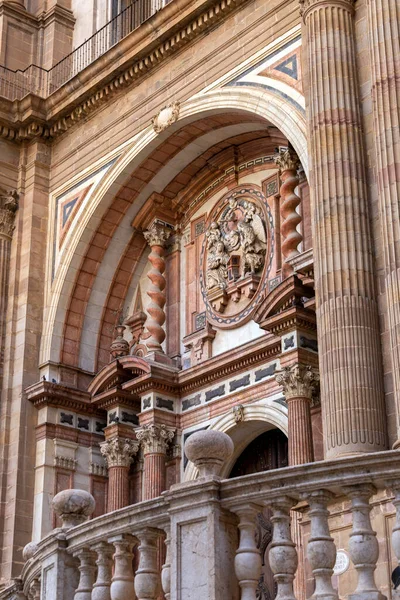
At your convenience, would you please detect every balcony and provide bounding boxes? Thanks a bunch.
[0,0,168,101]
[4,430,400,600]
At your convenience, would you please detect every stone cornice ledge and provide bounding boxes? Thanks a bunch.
[0,0,250,143]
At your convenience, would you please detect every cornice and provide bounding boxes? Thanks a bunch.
[0,0,250,144]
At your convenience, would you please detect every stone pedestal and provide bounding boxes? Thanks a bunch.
[136,424,175,500]
[100,436,139,512]
[275,364,318,465]
[301,0,387,457]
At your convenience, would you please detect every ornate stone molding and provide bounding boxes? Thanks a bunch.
[110,323,130,360]
[152,102,180,133]
[275,364,319,400]
[0,190,19,239]
[2,0,250,144]
[274,148,299,173]
[90,462,108,477]
[299,0,355,19]
[136,424,175,455]
[100,437,139,468]
[54,455,78,471]
[143,223,172,248]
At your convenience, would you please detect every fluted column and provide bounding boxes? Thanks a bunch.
[274,149,302,278]
[301,0,387,457]
[100,437,139,512]
[143,223,172,353]
[136,424,175,500]
[275,364,317,465]
[0,190,18,390]
[365,0,400,447]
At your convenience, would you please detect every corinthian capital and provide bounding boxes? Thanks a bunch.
[275,364,319,401]
[0,190,19,239]
[100,437,139,468]
[143,223,172,248]
[136,424,175,455]
[274,148,300,173]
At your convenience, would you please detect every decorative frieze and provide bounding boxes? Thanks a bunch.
[136,424,175,455]
[54,456,77,471]
[90,463,108,478]
[100,437,139,468]
[152,102,180,133]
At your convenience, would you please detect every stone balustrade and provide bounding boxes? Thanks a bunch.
[7,434,400,600]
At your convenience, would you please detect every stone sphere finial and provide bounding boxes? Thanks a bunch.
[52,489,95,530]
[185,429,234,478]
[23,541,38,561]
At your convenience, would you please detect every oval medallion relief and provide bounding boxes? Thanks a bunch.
[199,185,274,328]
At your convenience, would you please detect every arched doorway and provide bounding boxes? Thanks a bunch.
[229,428,288,600]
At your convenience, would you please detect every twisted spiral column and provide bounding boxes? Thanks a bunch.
[143,223,172,353]
[301,0,387,457]
[364,0,400,447]
[274,149,302,278]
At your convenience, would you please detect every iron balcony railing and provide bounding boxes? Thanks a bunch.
[0,0,168,102]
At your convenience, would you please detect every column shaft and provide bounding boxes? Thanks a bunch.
[107,466,130,512]
[302,0,387,456]
[288,396,314,465]
[365,0,400,445]
[143,453,165,501]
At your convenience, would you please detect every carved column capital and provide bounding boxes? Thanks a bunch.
[100,437,139,468]
[274,148,300,173]
[299,0,355,19]
[136,424,175,455]
[0,190,19,239]
[143,223,172,248]
[275,364,319,401]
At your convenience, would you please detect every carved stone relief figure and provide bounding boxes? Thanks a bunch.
[206,239,230,290]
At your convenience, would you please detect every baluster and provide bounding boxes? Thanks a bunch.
[161,526,171,600]
[232,503,262,600]
[305,490,338,600]
[268,496,298,600]
[390,481,400,568]
[109,535,137,600]
[134,528,161,600]
[92,542,113,600]
[344,485,385,600]
[73,549,96,600]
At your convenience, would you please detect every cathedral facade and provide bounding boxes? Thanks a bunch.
[0,0,399,598]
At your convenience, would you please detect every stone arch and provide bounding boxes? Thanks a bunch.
[41,85,307,370]
[183,398,288,481]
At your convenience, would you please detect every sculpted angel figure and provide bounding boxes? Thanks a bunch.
[206,240,230,290]
[206,221,222,251]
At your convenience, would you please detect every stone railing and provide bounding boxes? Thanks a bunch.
[5,431,400,600]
